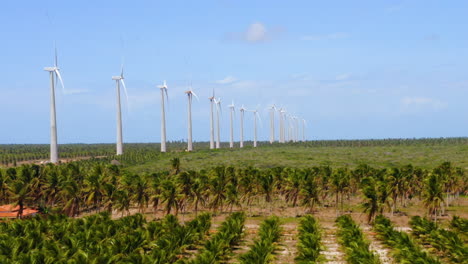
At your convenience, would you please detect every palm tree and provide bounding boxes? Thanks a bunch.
[132,174,149,214]
[60,180,82,217]
[115,189,131,217]
[301,171,321,213]
[284,168,302,207]
[423,173,444,223]
[170,157,181,175]
[361,177,381,223]
[178,171,195,214]
[9,177,34,218]
[331,168,350,214]
[0,169,11,204]
[160,179,181,215]
[209,167,228,213]
[191,175,208,215]
[102,176,118,214]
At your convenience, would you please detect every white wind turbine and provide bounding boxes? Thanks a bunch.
[44,47,65,163]
[278,108,286,143]
[227,101,235,148]
[208,90,215,149]
[239,105,246,148]
[302,119,306,142]
[294,116,299,143]
[268,105,276,144]
[112,64,129,155]
[185,84,198,151]
[158,81,168,152]
[249,108,262,148]
[214,97,222,149]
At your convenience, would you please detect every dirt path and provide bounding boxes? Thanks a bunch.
[362,225,394,264]
[275,223,298,263]
[321,223,346,264]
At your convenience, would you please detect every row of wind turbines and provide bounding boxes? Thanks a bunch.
[45,49,306,163]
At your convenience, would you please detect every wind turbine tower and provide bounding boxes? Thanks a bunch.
[112,65,128,155]
[302,119,306,142]
[158,81,168,152]
[295,117,299,143]
[269,105,276,144]
[185,85,198,151]
[239,106,246,148]
[250,108,261,147]
[208,91,215,149]
[44,47,65,163]
[215,98,222,149]
[228,101,235,148]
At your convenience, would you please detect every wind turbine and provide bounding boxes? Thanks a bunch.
[44,46,65,163]
[294,116,299,143]
[239,105,246,148]
[208,90,215,149]
[302,119,306,142]
[268,105,276,144]
[158,81,168,152]
[185,84,198,151]
[214,98,222,149]
[249,108,261,147]
[279,108,287,143]
[112,64,128,155]
[228,101,235,148]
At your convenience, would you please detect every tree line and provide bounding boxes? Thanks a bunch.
[0,158,465,222]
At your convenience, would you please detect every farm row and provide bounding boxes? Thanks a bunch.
[0,159,465,223]
[0,212,466,263]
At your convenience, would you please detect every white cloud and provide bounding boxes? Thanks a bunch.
[215,76,237,84]
[401,96,447,110]
[335,73,352,81]
[227,22,283,43]
[245,22,267,43]
[301,32,349,41]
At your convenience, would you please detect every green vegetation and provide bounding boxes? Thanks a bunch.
[410,216,467,263]
[295,215,322,264]
[0,156,465,225]
[1,138,467,169]
[0,139,466,263]
[374,215,441,264]
[239,216,282,264]
[335,215,380,264]
[183,212,245,264]
[450,216,468,234]
[0,212,211,263]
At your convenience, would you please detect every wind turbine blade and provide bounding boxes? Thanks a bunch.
[217,100,222,114]
[257,112,263,128]
[120,63,124,78]
[191,90,199,101]
[165,89,169,107]
[120,79,129,108]
[54,69,66,94]
[54,43,58,67]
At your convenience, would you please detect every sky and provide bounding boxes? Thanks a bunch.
[0,0,467,144]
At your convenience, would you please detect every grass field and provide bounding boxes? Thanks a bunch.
[127,141,468,173]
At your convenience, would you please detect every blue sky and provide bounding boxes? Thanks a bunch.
[0,0,467,144]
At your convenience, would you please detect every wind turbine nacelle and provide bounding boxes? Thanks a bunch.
[44,67,56,72]
[112,76,122,80]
